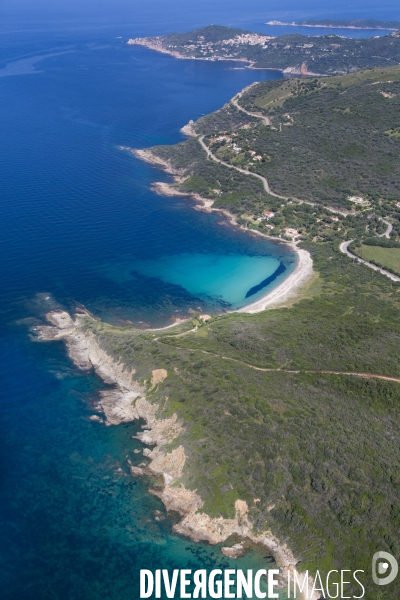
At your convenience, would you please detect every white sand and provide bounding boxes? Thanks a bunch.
[129,146,315,316]
[238,248,314,313]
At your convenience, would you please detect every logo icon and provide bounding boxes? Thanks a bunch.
[372,551,398,586]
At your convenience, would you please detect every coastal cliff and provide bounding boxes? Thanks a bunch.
[35,310,307,590]
[32,240,400,599]
[28,58,400,600]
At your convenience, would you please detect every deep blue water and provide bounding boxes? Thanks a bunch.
[0,1,399,598]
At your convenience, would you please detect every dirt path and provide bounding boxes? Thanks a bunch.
[157,337,400,384]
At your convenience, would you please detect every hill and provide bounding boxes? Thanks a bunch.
[66,66,400,598]
[128,24,400,75]
[143,67,400,245]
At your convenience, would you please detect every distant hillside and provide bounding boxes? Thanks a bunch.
[145,66,400,233]
[298,18,400,30]
[128,24,400,75]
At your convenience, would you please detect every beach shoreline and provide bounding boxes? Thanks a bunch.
[129,146,314,315]
[237,247,313,312]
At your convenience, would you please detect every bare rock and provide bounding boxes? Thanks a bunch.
[130,465,144,476]
[221,543,246,559]
[89,415,103,423]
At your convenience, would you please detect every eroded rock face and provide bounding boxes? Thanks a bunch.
[35,310,307,591]
[168,494,252,545]
[148,445,186,485]
[150,368,167,389]
[221,543,246,559]
[100,389,141,425]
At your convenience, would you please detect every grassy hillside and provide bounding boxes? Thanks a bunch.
[83,239,400,599]
[148,67,400,245]
[359,244,400,275]
[97,64,400,597]
[220,68,400,208]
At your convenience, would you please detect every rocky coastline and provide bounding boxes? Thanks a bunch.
[127,37,255,65]
[127,37,324,77]
[131,146,314,312]
[266,19,399,31]
[34,309,315,595]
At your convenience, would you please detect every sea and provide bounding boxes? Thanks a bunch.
[0,1,398,598]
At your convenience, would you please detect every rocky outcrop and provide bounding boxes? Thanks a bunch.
[35,310,313,594]
[221,543,246,559]
[180,120,198,137]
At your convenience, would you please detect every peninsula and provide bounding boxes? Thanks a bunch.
[137,66,400,253]
[34,60,400,599]
[29,13,400,593]
[266,18,400,31]
[128,24,400,75]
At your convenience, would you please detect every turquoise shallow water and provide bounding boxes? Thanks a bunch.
[133,253,281,307]
[0,20,293,600]
[0,1,398,597]
[101,252,294,310]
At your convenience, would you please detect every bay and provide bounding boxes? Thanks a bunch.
[0,1,397,597]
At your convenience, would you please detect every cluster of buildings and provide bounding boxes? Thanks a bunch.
[284,227,300,239]
[254,214,300,239]
[213,137,263,160]
[257,211,275,222]
[174,33,275,57]
[218,33,274,47]
[249,150,263,161]
[349,195,370,206]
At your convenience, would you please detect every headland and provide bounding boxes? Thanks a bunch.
[127,24,400,76]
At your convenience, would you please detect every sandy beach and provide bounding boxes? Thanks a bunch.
[129,146,315,314]
[151,179,314,315]
[238,247,313,313]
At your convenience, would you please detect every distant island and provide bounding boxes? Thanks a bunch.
[128,24,400,76]
[266,18,400,30]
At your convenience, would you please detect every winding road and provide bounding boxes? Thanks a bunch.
[199,134,351,217]
[377,218,393,239]
[198,134,279,197]
[200,94,398,283]
[231,94,271,126]
[200,133,398,283]
[339,240,400,282]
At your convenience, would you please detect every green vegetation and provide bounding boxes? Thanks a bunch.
[150,135,272,215]
[232,69,400,209]
[148,67,400,244]
[152,25,247,46]
[358,244,400,275]
[83,238,400,599]
[88,63,400,597]
[132,24,400,75]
